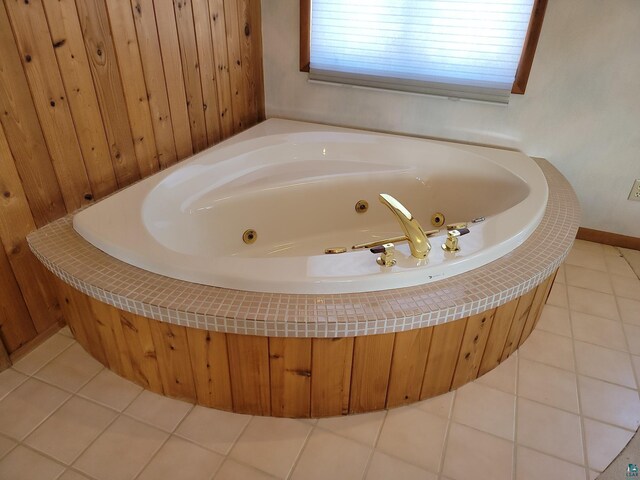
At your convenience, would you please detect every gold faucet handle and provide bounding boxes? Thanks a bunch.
[371,243,396,267]
[442,228,470,252]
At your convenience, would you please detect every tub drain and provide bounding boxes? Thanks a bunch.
[243,229,257,244]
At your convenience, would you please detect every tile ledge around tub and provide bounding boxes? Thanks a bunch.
[27,158,580,338]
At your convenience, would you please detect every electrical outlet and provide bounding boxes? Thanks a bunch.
[629,179,640,201]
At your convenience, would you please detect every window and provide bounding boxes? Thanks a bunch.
[300,0,547,103]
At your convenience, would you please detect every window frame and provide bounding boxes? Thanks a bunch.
[299,0,548,95]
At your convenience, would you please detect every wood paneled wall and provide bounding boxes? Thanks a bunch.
[0,0,264,357]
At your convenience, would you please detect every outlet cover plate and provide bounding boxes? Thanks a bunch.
[629,179,640,201]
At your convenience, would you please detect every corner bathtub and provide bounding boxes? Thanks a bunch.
[73,119,548,294]
[28,119,580,417]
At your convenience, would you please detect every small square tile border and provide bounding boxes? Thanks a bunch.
[27,158,580,338]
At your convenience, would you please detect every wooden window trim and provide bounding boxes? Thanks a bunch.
[299,0,548,95]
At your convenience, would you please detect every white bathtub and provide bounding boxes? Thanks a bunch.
[73,119,548,294]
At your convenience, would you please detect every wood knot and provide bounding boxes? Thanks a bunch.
[10,244,21,255]
[84,193,93,201]
[96,48,102,56]
[53,39,66,49]
[50,100,56,107]
[464,352,471,360]
[244,23,250,36]
[2,191,10,198]
[25,54,32,63]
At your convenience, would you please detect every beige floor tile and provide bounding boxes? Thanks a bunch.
[74,416,168,480]
[584,418,635,472]
[571,311,628,351]
[58,325,74,338]
[0,378,70,440]
[518,358,579,413]
[0,434,16,459]
[24,396,117,464]
[0,445,65,480]
[58,469,93,480]
[414,390,455,417]
[442,423,513,480]
[605,255,637,278]
[564,247,608,272]
[376,406,447,472]
[567,286,620,321]
[572,240,605,254]
[518,330,575,372]
[0,368,28,401]
[137,436,224,480]
[618,297,640,326]
[290,428,371,480]
[547,282,569,308]
[611,275,640,301]
[365,451,437,480]
[574,341,636,388]
[603,245,621,257]
[536,305,572,337]
[34,344,103,392]
[124,390,193,432]
[632,356,640,388]
[12,334,75,376]
[317,410,385,447]
[229,416,312,478]
[565,265,614,294]
[578,376,640,430]
[623,323,640,356]
[214,459,278,480]
[77,369,142,412]
[620,248,640,276]
[475,354,517,394]
[452,382,515,440]
[175,405,251,455]
[516,398,584,465]
[515,446,586,480]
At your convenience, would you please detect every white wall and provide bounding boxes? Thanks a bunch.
[261,0,640,238]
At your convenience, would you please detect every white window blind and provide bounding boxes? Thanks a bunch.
[310,0,535,103]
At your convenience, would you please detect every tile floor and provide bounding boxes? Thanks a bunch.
[0,240,639,480]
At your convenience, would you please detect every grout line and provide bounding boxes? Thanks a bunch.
[435,390,456,477]
[12,334,76,378]
[282,420,316,480]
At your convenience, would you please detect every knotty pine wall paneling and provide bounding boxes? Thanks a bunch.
[0,0,264,358]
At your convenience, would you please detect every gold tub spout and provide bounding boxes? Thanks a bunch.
[378,193,431,259]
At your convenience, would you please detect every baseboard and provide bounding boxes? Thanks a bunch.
[8,319,66,363]
[576,227,640,251]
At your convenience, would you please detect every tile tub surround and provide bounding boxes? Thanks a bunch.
[27,158,580,338]
[0,241,639,479]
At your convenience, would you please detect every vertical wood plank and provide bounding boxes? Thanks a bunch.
[222,0,247,131]
[42,0,118,200]
[56,280,108,365]
[500,288,537,360]
[349,333,395,414]
[75,0,141,187]
[311,337,354,417]
[477,298,519,376]
[0,241,35,353]
[386,328,433,408]
[519,274,555,346]
[5,0,93,212]
[0,2,66,226]
[130,0,178,169]
[186,328,232,410]
[149,320,197,401]
[420,317,467,399]
[208,0,235,136]
[172,0,208,151]
[236,0,263,123]
[0,335,10,371]
[191,0,222,144]
[226,333,271,415]
[269,337,311,418]
[118,311,164,393]
[0,125,62,333]
[153,0,194,159]
[87,296,131,377]
[105,0,160,177]
[450,309,496,389]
